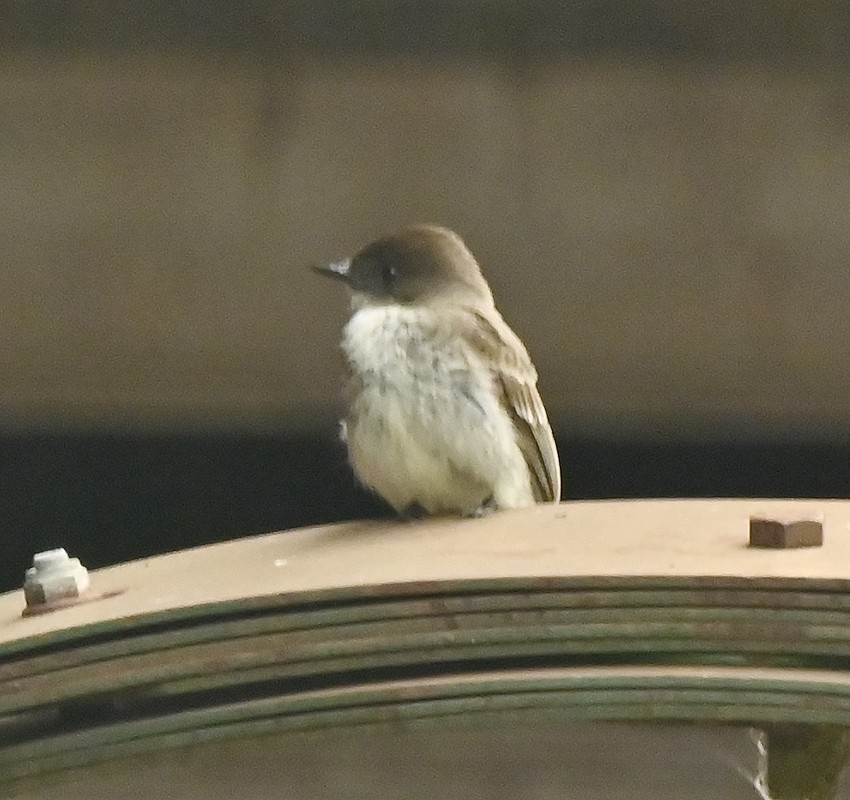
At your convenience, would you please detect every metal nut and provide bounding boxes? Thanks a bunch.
[749,516,823,549]
[23,548,90,609]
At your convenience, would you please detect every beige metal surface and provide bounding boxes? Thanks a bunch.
[0,499,847,646]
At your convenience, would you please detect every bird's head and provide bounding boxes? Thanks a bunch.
[313,224,493,308]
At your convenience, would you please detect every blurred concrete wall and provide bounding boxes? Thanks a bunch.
[2,2,850,440]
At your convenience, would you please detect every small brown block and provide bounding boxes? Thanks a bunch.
[749,517,823,549]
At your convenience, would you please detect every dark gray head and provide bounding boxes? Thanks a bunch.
[313,224,494,308]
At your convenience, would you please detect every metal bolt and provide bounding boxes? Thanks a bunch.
[23,547,91,610]
[749,516,823,549]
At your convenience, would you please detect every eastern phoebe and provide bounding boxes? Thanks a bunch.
[314,224,560,517]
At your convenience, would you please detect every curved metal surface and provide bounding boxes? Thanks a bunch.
[4,664,850,781]
[2,499,848,645]
[0,499,849,790]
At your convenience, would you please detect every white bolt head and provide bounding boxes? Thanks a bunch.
[31,548,70,572]
[23,548,90,607]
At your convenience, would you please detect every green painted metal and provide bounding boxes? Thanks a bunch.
[1,666,850,783]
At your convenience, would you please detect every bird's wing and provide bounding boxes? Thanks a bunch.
[464,308,561,503]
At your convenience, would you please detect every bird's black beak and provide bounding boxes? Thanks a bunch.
[311,259,351,284]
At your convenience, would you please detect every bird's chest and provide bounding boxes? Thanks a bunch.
[340,305,506,512]
[341,305,489,431]
[344,305,465,389]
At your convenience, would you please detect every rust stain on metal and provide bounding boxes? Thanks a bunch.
[21,589,125,618]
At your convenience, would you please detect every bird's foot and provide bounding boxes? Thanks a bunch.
[466,497,497,518]
[400,502,429,521]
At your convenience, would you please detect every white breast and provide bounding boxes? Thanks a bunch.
[340,304,533,514]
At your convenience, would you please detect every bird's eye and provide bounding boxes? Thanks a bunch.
[381,263,397,289]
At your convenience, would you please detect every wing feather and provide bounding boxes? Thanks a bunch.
[464,309,561,503]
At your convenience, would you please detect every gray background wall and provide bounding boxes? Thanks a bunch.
[3,2,850,440]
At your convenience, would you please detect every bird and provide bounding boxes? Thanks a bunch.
[313,223,560,518]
